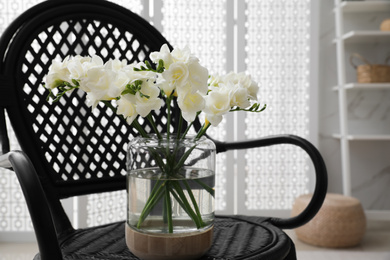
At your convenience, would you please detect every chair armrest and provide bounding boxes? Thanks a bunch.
[216,134,328,229]
[0,151,63,259]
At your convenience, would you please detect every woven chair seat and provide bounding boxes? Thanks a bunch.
[36,216,294,260]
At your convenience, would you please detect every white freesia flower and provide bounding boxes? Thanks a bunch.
[150,44,173,68]
[226,81,251,108]
[154,47,208,99]
[247,80,259,101]
[105,58,127,71]
[117,79,163,124]
[171,45,193,63]
[67,55,104,81]
[186,61,208,95]
[161,62,189,90]
[134,81,164,117]
[203,89,231,126]
[208,74,223,88]
[123,62,157,84]
[154,74,173,98]
[223,72,259,101]
[83,67,128,108]
[67,56,91,80]
[177,89,205,122]
[116,95,138,124]
[207,72,259,116]
[44,56,71,89]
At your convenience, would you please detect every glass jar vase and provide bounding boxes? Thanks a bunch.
[125,134,216,260]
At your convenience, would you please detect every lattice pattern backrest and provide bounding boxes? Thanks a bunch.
[12,13,177,194]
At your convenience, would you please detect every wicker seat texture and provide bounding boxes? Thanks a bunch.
[0,1,328,259]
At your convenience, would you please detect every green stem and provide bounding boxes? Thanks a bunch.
[172,145,197,173]
[164,97,173,174]
[100,100,150,138]
[101,100,117,112]
[176,111,184,139]
[164,184,173,233]
[137,181,166,228]
[194,179,215,197]
[195,122,211,140]
[169,187,198,226]
[169,187,201,229]
[102,101,150,139]
[166,96,172,140]
[182,180,204,225]
[180,111,201,140]
[163,191,167,224]
[46,81,79,102]
[137,190,165,228]
[171,181,202,229]
[147,114,162,140]
[149,179,162,198]
[131,119,149,138]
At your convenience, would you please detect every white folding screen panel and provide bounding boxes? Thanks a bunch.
[239,0,312,215]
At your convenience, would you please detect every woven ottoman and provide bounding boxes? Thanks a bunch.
[291,193,366,248]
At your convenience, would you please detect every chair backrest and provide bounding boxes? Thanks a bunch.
[0,0,188,203]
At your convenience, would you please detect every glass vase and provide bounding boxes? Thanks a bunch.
[125,134,216,260]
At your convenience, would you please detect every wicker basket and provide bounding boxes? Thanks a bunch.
[292,193,366,248]
[380,19,390,31]
[350,53,390,83]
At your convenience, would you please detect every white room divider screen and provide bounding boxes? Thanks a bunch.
[0,0,316,241]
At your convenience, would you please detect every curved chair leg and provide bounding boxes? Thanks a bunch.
[0,151,63,260]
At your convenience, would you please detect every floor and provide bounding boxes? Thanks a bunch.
[0,220,389,260]
[285,219,390,260]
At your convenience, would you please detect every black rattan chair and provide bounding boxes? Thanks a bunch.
[0,1,327,259]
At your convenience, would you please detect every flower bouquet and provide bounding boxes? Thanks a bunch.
[45,44,265,259]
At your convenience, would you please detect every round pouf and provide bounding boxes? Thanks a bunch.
[291,193,366,248]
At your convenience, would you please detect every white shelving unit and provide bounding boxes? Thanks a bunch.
[341,30,390,43]
[334,0,390,219]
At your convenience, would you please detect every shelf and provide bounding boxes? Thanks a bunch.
[340,1,390,13]
[334,0,390,210]
[332,134,390,141]
[333,83,390,90]
[340,31,390,43]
